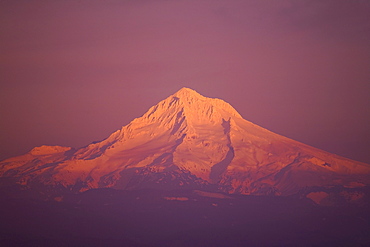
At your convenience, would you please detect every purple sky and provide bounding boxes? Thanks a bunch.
[1,0,369,163]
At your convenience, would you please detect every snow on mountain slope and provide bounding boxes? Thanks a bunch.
[1,87,369,195]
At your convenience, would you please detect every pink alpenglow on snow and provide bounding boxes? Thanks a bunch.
[1,88,369,197]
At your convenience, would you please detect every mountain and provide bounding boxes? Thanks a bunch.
[1,87,369,200]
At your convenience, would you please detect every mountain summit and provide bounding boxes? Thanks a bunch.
[1,88,369,198]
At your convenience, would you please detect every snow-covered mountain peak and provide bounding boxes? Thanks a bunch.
[172,88,240,115]
[1,88,369,196]
[173,87,202,99]
[140,88,242,124]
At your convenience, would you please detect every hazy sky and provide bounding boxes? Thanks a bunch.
[1,0,369,163]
